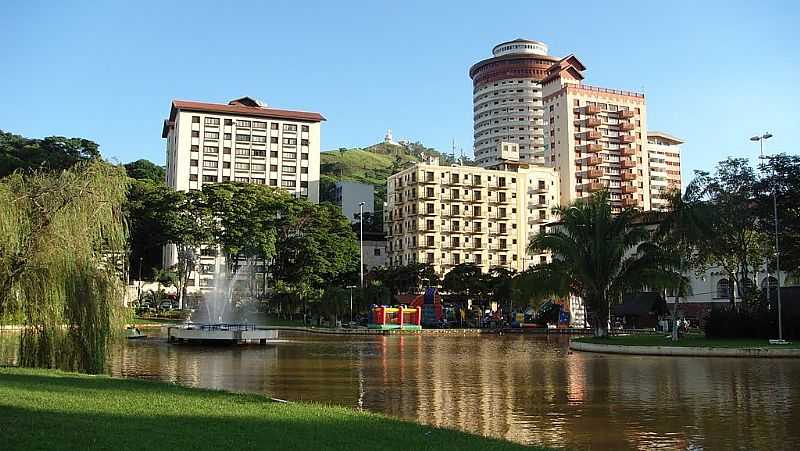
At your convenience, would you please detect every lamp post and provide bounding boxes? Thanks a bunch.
[346,285,357,323]
[359,201,365,289]
[137,257,143,302]
[750,132,784,342]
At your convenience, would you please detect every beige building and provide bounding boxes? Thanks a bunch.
[386,153,559,275]
[541,55,651,213]
[646,131,683,211]
[161,96,325,291]
[469,39,559,167]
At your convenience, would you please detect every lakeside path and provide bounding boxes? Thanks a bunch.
[0,367,545,451]
[571,336,800,357]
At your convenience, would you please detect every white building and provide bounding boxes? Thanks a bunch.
[335,181,374,222]
[646,131,683,211]
[161,96,325,292]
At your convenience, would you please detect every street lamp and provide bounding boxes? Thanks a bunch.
[750,132,785,343]
[359,201,365,289]
[346,285,357,323]
[137,257,143,303]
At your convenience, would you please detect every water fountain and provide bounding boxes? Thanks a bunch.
[167,262,277,344]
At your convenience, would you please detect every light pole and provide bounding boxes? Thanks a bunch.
[750,132,784,343]
[359,201,365,289]
[346,285,357,323]
[137,257,143,303]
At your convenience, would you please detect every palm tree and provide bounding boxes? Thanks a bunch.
[521,191,676,337]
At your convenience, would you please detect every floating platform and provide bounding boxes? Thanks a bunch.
[167,323,277,344]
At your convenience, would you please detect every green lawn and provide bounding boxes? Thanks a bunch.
[0,367,539,451]
[574,335,800,349]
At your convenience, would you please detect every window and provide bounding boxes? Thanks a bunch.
[270,164,278,171]
[222,176,230,181]
[191,131,199,138]
[203,160,218,168]
[251,164,266,172]
[252,150,266,157]
[200,247,217,257]
[283,152,297,160]
[235,162,250,170]
[223,147,231,154]
[204,146,218,154]
[301,152,308,160]
[192,116,200,123]
[270,137,278,144]
[204,131,219,139]
[252,178,265,184]
[716,279,731,299]
[270,151,278,157]
[253,121,267,129]
[300,181,308,188]
[271,123,279,130]
[202,175,217,183]
[270,179,277,186]
[236,134,250,142]
[301,167,308,174]
[190,159,198,167]
[252,135,267,143]
[283,137,297,146]
[204,117,220,125]
[281,179,297,187]
[190,145,199,151]
[223,162,230,168]
[282,165,296,173]
[235,177,249,182]
[224,119,232,125]
[224,133,232,140]
[283,124,298,132]
[301,139,309,146]
[301,125,309,132]
[235,148,250,156]
[374,248,381,256]
[189,174,198,181]
[236,120,251,127]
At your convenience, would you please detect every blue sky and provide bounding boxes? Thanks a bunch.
[1,0,797,185]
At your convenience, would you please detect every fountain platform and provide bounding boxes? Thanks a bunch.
[167,323,277,344]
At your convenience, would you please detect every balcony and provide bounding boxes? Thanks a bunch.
[443,177,461,186]
[620,147,635,156]
[619,135,635,144]
[621,160,636,169]
[422,177,436,184]
[422,209,437,216]
[528,185,548,194]
[528,215,549,224]
[528,200,547,209]
[581,181,603,192]
[622,198,638,208]
[582,168,602,179]
[575,117,602,128]
[576,105,601,115]
[622,172,637,181]
[618,122,635,131]
[576,130,601,140]
[464,228,484,234]
[582,156,602,166]
[488,195,507,204]
[488,183,509,190]
[581,143,604,153]
[621,185,636,194]
[618,109,635,119]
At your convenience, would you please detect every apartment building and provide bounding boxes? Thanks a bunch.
[335,181,374,222]
[386,154,559,275]
[161,96,325,291]
[646,131,683,211]
[541,56,651,212]
[469,39,559,167]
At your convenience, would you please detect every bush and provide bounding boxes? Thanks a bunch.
[704,303,800,340]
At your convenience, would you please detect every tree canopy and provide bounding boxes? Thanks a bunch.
[0,130,101,177]
[124,159,165,183]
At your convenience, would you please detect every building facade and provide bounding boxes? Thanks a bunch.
[335,181,374,222]
[386,158,560,275]
[161,96,325,291]
[542,56,651,212]
[469,39,559,167]
[646,131,683,210]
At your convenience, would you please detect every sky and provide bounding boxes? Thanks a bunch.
[1,0,798,186]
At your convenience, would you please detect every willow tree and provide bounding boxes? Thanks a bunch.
[0,160,128,373]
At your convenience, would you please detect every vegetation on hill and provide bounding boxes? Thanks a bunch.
[320,141,474,211]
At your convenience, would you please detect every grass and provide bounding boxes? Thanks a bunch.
[574,334,800,349]
[0,367,540,451]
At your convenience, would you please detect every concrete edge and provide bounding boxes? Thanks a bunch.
[570,341,800,358]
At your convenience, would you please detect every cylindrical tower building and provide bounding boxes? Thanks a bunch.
[469,39,559,167]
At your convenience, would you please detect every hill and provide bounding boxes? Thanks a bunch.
[320,141,472,211]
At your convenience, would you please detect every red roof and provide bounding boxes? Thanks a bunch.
[162,99,325,137]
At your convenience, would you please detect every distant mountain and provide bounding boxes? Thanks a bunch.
[320,141,474,211]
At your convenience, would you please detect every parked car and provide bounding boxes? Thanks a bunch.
[158,300,178,310]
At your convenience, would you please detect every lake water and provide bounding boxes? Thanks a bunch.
[2,329,799,450]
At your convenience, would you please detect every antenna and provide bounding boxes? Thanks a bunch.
[460,147,464,165]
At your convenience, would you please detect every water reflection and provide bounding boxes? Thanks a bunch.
[2,330,799,450]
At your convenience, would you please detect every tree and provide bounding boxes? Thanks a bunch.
[755,154,800,277]
[689,159,768,304]
[0,160,127,373]
[0,130,101,177]
[442,263,484,303]
[374,263,440,295]
[124,159,165,183]
[125,180,183,281]
[523,191,675,337]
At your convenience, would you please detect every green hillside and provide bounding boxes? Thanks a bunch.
[320,141,470,210]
